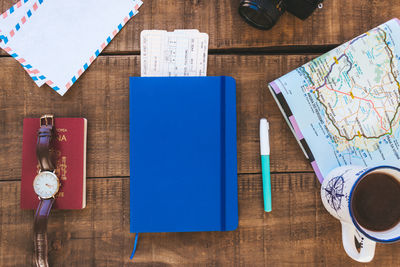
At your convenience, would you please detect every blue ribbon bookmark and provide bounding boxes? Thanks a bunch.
[130,234,139,259]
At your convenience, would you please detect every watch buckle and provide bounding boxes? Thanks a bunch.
[40,114,54,127]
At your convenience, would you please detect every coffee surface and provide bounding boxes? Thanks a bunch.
[351,172,400,232]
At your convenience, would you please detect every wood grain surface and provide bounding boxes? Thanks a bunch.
[0,0,400,54]
[0,54,315,181]
[1,175,399,267]
[0,0,400,266]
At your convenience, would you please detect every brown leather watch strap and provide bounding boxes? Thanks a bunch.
[36,116,55,171]
[34,115,56,267]
[34,198,55,267]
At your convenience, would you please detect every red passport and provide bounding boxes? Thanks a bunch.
[21,118,87,210]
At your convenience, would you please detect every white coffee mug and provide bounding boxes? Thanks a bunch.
[321,165,400,262]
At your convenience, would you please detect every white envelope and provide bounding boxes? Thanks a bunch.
[0,0,46,85]
[0,0,143,95]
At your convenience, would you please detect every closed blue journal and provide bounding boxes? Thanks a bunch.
[129,76,238,234]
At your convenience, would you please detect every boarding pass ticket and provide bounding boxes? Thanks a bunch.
[141,30,209,77]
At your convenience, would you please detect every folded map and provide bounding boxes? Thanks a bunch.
[269,18,400,182]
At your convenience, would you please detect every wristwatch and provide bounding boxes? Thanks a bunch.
[33,115,60,267]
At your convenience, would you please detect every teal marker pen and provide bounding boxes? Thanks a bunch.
[260,118,272,212]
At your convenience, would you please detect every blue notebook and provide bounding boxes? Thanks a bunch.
[129,76,238,234]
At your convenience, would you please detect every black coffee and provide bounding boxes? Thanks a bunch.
[351,172,400,232]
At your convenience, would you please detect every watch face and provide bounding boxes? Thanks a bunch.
[33,171,60,199]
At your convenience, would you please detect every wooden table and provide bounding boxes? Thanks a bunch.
[0,1,399,266]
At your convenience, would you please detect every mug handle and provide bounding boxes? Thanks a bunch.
[341,222,376,262]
